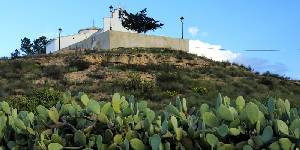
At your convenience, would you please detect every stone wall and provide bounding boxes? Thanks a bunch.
[67,30,189,52]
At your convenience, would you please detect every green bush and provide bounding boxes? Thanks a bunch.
[43,65,66,79]
[5,88,61,112]
[68,57,91,71]
[0,92,300,149]
[192,87,208,95]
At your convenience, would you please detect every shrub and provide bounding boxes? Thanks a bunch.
[192,87,208,95]
[43,65,66,79]
[5,88,61,112]
[68,57,91,71]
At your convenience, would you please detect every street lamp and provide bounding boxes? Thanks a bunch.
[180,16,184,39]
[58,28,62,50]
[109,5,114,31]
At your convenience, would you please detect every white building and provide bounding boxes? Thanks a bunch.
[46,27,100,53]
[46,7,133,53]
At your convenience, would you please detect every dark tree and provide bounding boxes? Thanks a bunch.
[119,8,164,33]
[33,36,48,54]
[11,49,20,59]
[20,37,33,55]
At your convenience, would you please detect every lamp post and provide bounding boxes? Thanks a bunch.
[180,17,184,39]
[109,5,113,31]
[58,28,62,50]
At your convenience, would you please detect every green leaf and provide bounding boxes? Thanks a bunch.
[164,142,170,150]
[217,104,234,121]
[276,120,289,135]
[130,138,145,150]
[243,145,253,150]
[113,134,123,144]
[14,118,26,130]
[87,100,100,115]
[48,107,59,124]
[96,135,102,150]
[170,116,178,130]
[217,124,229,137]
[216,93,222,109]
[245,102,259,124]
[137,101,148,112]
[203,112,219,127]
[48,143,63,150]
[166,104,181,118]
[1,101,10,114]
[149,134,161,150]
[80,93,90,107]
[182,98,187,113]
[290,119,300,135]
[112,93,122,113]
[176,97,182,112]
[269,141,281,150]
[200,103,209,115]
[104,129,113,143]
[36,105,48,120]
[101,102,111,115]
[279,138,292,150]
[74,130,86,146]
[236,96,245,111]
[229,128,240,136]
[206,133,218,148]
[124,139,130,150]
[62,91,72,104]
[51,134,63,145]
[97,113,109,123]
[146,109,155,123]
[260,126,273,144]
[175,128,183,141]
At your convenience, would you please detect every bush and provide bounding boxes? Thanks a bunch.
[0,92,299,149]
[43,65,66,79]
[68,57,91,71]
[192,87,208,95]
[5,88,61,112]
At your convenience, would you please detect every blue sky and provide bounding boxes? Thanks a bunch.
[0,1,299,79]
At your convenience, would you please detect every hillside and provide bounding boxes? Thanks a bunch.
[0,48,299,110]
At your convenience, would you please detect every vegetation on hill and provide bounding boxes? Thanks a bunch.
[0,92,299,149]
[0,48,300,112]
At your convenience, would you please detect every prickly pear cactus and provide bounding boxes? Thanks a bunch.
[0,92,299,149]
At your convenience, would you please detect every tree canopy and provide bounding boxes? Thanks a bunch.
[20,37,33,55]
[33,36,48,54]
[13,36,49,58]
[119,8,164,33]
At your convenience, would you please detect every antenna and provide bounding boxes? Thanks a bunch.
[92,19,95,27]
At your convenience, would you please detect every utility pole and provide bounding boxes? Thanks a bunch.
[109,5,114,31]
[180,17,184,39]
[58,28,62,50]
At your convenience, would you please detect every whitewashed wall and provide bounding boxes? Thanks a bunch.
[46,29,98,53]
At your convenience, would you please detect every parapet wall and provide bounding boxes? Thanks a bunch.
[108,31,189,52]
[68,30,189,52]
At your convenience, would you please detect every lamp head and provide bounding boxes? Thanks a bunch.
[109,5,113,12]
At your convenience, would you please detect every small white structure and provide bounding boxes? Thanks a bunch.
[46,27,100,53]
